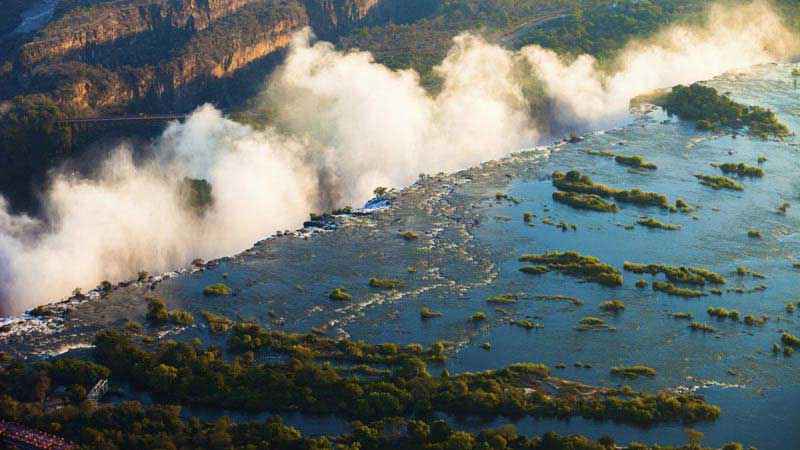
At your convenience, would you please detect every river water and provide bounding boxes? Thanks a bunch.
[2,63,799,449]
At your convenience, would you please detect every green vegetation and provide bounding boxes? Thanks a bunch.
[747,230,762,239]
[369,278,401,289]
[675,198,695,213]
[202,283,232,296]
[786,302,795,314]
[487,293,523,304]
[201,311,232,334]
[736,266,766,279]
[776,201,790,214]
[638,217,681,230]
[717,162,764,177]
[743,314,766,326]
[611,365,656,378]
[400,230,420,240]
[145,297,168,324]
[576,317,611,331]
[519,265,550,275]
[694,174,744,191]
[481,342,492,350]
[534,294,584,306]
[329,287,353,301]
[510,319,542,330]
[523,211,534,223]
[673,312,694,320]
[519,251,623,286]
[586,149,616,157]
[469,312,487,322]
[552,170,669,208]
[689,322,717,333]
[782,332,800,348]
[652,281,706,298]
[552,190,618,212]
[0,324,726,450]
[636,279,649,288]
[623,262,725,285]
[600,300,625,312]
[707,307,740,321]
[615,155,657,170]
[661,83,790,138]
[420,307,442,319]
[168,310,195,325]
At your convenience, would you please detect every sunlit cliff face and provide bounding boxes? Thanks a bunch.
[0,0,796,314]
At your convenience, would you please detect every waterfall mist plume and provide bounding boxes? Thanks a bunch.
[0,0,795,314]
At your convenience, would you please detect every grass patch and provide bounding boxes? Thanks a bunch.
[615,155,657,170]
[689,322,716,333]
[707,307,740,321]
[736,266,766,279]
[329,287,353,301]
[624,262,725,285]
[552,170,668,208]
[652,281,706,298]
[552,191,618,212]
[519,251,623,287]
[600,300,625,312]
[469,312,487,322]
[695,174,743,191]
[717,162,764,177]
[203,283,231,296]
[534,294,584,306]
[201,312,232,334]
[519,265,550,275]
[487,293,523,304]
[747,230,762,238]
[637,217,680,230]
[611,365,656,378]
[673,312,694,319]
[420,307,442,319]
[369,278,401,289]
[399,231,419,240]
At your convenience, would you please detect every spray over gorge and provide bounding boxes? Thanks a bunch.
[0,1,797,315]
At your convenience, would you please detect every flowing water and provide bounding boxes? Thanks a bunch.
[2,63,800,449]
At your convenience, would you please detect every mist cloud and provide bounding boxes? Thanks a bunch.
[0,1,795,314]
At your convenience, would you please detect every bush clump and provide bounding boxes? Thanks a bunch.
[169,310,195,325]
[400,231,419,240]
[552,170,668,208]
[747,230,762,238]
[552,191,618,212]
[718,162,764,177]
[420,307,442,319]
[695,174,744,191]
[615,155,657,170]
[203,283,232,296]
[637,217,680,230]
[201,312,233,334]
[625,262,725,285]
[369,278,401,289]
[145,297,169,323]
[653,281,706,297]
[518,251,623,286]
[611,365,656,378]
[329,287,353,301]
[689,322,717,333]
[469,312,487,322]
[519,265,550,275]
[600,300,625,312]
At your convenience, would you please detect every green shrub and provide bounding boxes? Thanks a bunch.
[611,365,656,378]
[329,287,353,301]
[420,307,442,319]
[600,300,625,312]
[519,265,549,275]
[145,297,168,323]
[400,230,419,240]
[169,310,194,325]
[718,162,764,177]
[615,155,656,170]
[201,312,232,334]
[369,278,401,289]
[203,283,232,296]
[637,217,680,230]
[552,191,618,212]
[469,312,487,322]
[695,174,744,191]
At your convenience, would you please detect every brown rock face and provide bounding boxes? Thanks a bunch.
[304,0,382,39]
[20,0,265,66]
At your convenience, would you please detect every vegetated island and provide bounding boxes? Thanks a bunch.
[659,83,790,138]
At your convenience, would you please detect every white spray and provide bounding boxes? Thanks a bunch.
[0,1,795,314]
